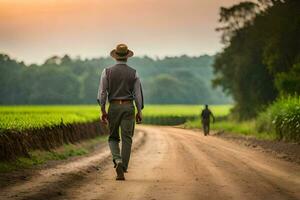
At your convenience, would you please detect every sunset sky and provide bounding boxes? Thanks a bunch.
[0,0,243,64]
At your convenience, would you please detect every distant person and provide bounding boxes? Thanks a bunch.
[97,44,144,181]
[201,104,215,136]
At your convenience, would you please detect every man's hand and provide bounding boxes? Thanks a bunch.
[101,111,108,124]
[136,112,142,124]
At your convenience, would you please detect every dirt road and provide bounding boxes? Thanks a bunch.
[1,125,300,200]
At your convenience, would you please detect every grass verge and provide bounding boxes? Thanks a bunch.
[0,135,107,173]
[185,97,300,142]
[184,118,277,140]
[256,96,300,142]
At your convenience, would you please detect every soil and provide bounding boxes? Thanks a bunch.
[214,130,300,165]
[0,125,299,200]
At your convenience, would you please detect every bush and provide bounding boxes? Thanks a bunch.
[256,96,300,142]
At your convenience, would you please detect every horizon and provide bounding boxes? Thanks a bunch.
[0,0,243,64]
[1,51,215,65]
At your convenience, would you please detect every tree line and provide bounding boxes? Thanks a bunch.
[0,54,231,105]
[213,0,300,119]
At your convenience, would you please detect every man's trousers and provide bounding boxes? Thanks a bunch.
[202,119,210,136]
[108,103,135,171]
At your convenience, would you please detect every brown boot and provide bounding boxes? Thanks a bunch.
[115,161,125,181]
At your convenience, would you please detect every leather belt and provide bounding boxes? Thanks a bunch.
[110,100,133,105]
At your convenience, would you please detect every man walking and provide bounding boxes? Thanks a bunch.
[97,44,144,181]
[201,104,215,136]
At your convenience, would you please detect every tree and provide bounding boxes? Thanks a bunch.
[0,53,231,105]
[213,0,300,119]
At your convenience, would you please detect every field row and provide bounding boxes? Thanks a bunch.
[0,105,232,131]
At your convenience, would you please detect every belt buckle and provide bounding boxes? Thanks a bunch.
[119,100,122,105]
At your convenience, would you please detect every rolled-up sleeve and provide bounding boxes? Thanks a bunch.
[97,69,108,111]
[134,72,144,112]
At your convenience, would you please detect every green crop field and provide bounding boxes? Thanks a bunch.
[0,106,99,131]
[142,105,232,125]
[0,104,232,162]
[143,105,231,117]
[0,105,232,131]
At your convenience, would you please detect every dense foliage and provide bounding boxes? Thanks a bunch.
[213,0,300,119]
[256,96,300,142]
[0,54,231,105]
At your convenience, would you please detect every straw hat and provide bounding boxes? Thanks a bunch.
[110,44,134,59]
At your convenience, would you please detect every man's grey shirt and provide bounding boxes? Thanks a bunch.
[97,61,144,112]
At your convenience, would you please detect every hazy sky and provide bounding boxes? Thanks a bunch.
[0,0,242,64]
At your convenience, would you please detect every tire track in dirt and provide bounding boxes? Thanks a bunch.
[0,131,146,200]
[1,126,300,200]
[50,126,300,200]
[166,128,299,199]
